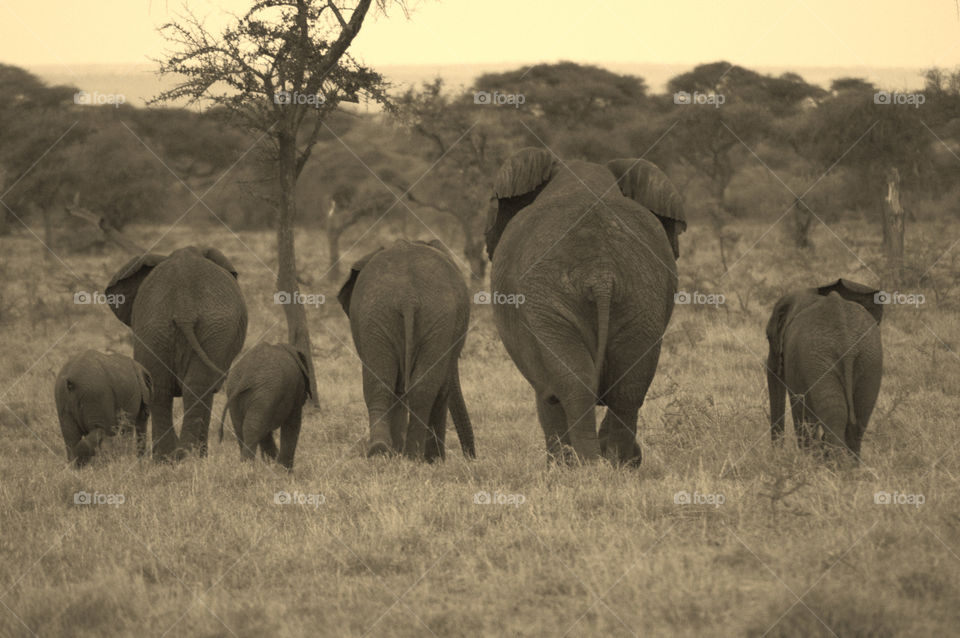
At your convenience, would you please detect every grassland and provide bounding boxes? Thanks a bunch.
[1,215,958,637]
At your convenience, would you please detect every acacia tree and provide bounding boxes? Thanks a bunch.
[155,0,397,399]
[395,78,525,280]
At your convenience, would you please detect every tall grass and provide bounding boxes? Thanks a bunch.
[0,217,957,636]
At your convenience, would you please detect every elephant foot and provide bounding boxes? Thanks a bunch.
[366,440,393,457]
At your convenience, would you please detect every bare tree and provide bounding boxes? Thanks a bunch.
[154,0,399,400]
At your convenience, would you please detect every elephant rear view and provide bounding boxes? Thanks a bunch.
[766,279,884,460]
[106,246,248,460]
[55,350,152,467]
[218,343,311,470]
[486,148,685,465]
[337,239,475,461]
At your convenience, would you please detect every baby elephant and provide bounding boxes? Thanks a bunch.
[765,279,883,461]
[218,343,311,469]
[338,239,475,461]
[55,350,153,467]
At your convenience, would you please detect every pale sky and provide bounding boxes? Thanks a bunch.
[0,0,957,69]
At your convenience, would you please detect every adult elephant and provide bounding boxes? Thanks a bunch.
[338,239,475,461]
[105,246,248,460]
[485,148,685,465]
[765,279,883,459]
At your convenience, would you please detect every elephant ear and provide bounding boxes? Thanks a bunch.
[105,253,167,326]
[816,279,883,324]
[279,344,313,399]
[337,248,384,317]
[607,158,686,259]
[486,147,557,260]
[202,247,239,279]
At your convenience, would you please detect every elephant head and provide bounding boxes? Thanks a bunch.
[765,278,883,442]
[105,247,240,326]
[484,148,686,260]
[336,248,385,317]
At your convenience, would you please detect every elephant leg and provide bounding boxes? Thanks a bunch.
[789,392,813,451]
[238,407,268,461]
[847,359,881,461]
[402,390,435,460]
[277,407,302,470]
[600,404,641,467]
[179,385,216,458]
[806,384,847,459]
[362,367,401,457]
[559,392,600,464]
[536,394,569,465]
[149,392,177,461]
[260,432,278,461]
[424,385,449,463]
[134,405,149,458]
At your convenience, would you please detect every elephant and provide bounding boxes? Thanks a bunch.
[485,148,685,466]
[337,239,475,461]
[105,245,248,461]
[54,350,153,467]
[217,342,311,470]
[765,278,884,460]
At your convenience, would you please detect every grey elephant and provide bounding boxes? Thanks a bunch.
[55,350,153,467]
[217,342,311,470]
[765,279,883,459]
[485,148,685,466]
[337,239,475,461]
[105,246,248,461]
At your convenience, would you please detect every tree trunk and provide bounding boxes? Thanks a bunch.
[41,205,53,262]
[882,167,905,286]
[277,137,319,404]
[327,225,342,280]
[460,216,486,282]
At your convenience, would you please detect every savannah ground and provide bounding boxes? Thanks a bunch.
[1,214,958,637]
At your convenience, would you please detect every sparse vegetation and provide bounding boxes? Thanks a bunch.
[1,211,958,636]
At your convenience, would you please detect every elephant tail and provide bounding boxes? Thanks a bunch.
[174,318,226,378]
[217,396,231,443]
[448,358,476,458]
[402,303,415,395]
[590,273,613,399]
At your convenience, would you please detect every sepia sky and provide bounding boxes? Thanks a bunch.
[0,0,958,70]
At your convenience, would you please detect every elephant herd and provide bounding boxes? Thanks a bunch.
[54,148,885,470]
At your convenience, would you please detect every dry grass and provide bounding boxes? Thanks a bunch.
[1,216,958,637]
